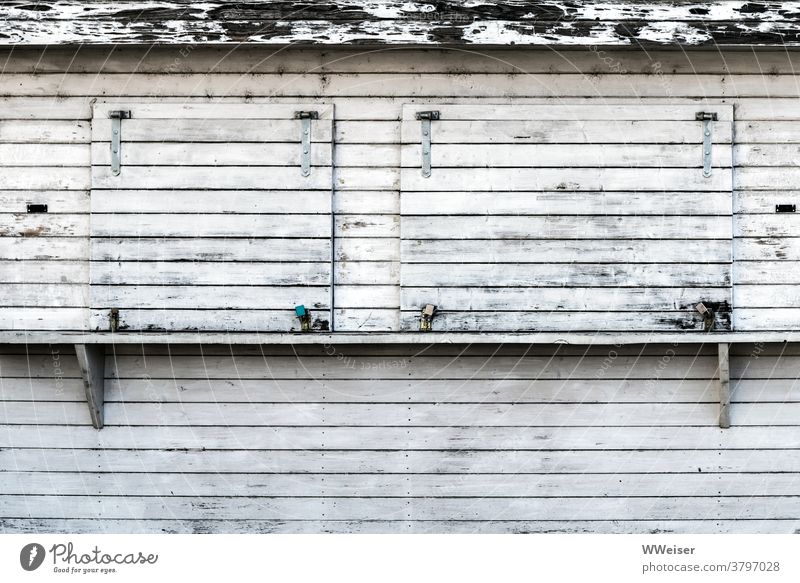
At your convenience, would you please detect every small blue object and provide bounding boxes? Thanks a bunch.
[295,305,307,317]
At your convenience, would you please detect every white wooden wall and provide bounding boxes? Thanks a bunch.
[0,343,798,533]
[399,103,733,331]
[0,48,797,333]
[90,102,335,332]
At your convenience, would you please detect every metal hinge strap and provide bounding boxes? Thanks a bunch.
[696,111,718,178]
[108,110,131,176]
[416,110,440,178]
[295,111,319,177]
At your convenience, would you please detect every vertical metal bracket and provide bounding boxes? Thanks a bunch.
[717,343,731,428]
[416,111,440,178]
[109,110,131,176]
[419,304,437,331]
[695,111,718,178]
[295,111,319,177]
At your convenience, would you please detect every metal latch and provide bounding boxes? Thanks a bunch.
[295,111,319,177]
[419,304,437,331]
[295,305,311,332]
[109,110,131,176]
[695,112,718,178]
[695,302,715,331]
[415,111,440,178]
[776,204,796,213]
[109,308,120,332]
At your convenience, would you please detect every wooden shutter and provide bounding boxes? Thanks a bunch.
[400,104,733,332]
[90,103,333,332]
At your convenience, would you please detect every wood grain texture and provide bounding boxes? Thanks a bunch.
[90,102,335,332]
[0,345,798,533]
[399,103,734,332]
[3,1,800,47]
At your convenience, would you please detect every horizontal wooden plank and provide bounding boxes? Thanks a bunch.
[0,190,88,214]
[400,143,732,168]
[91,214,396,239]
[401,168,731,192]
[92,166,332,190]
[734,309,800,330]
[107,354,718,380]
[401,191,732,215]
[403,239,732,263]
[88,308,332,333]
[401,287,729,312]
[4,471,799,498]
[2,518,794,534]
[90,190,333,214]
[91,214,331,238]
[0,284,86,307]
[0,261,87,284]
[91,285,331,310]
[91,118,333,142]
[6,73,800,98]
[4,48,800,76]
[401,103,734,121]
[1,448,797,473]
[736,167,800,190]
[398,310,718,332]
[0,237,88,260]
[0,144,88,166]
[4,494,799,521]
[94,102,334,120]
[401,263,731,287]
[104,377,717,404]
[401,216,733,239]
[90,262,332,285]
[6,424,800,450]
[736,261,800,283]
[91,237,393,262]
[92,142,333,167]
[0,308,87,330]
[0,168,88,190]
[0,215,87,238]
[0,120,90,142]
[400,120,732,144]
[735,238,800,261]
[4,2,800,49]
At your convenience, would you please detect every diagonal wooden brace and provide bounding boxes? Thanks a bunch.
[717,343,731,428]
[75,344,106,429]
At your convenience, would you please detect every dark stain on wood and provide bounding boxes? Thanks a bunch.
[4,2,800,46]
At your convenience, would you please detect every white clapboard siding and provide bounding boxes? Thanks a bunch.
[1,344,798,533]
[399,103,734,333]
[89,102,334,332]
[1,48,800,333]
[0,104,90,331]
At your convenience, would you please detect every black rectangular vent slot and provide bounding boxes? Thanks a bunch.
[26,204,48,213]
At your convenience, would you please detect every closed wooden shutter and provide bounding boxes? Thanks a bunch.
[90,103,333,332]
[400,104,734,332]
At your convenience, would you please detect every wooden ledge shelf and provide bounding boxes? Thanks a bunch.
[0,331,797,345]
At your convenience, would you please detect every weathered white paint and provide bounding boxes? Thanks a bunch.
[399,103,733,332]
[2,1,800,47]
[0,48,797,335]
[89,102,335,332]
[0,344,797,533]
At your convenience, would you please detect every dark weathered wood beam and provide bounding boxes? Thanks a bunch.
[74,344,106,430]
[718,343,731,429]
[3,1,800,46]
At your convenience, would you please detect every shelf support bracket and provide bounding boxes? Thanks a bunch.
[717,343,731,428]
[75,344,106,429]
